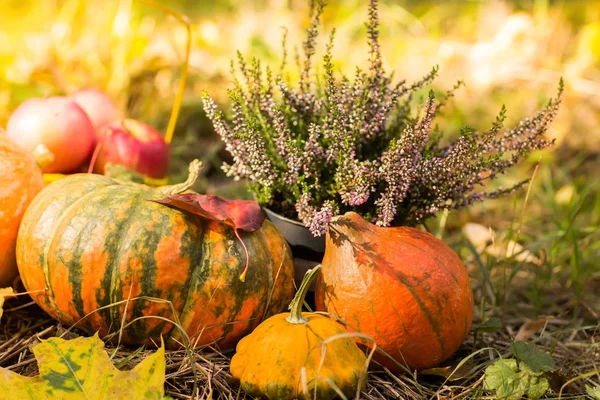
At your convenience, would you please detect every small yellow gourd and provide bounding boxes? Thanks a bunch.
[230,265,369,400]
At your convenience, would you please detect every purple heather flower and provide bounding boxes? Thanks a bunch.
[201,0,562,236]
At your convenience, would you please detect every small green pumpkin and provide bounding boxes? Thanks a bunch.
[230,265,369,400]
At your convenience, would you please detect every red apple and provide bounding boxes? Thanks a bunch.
[93,119,170,179]
[6,97,95,173]
[69,88,123,133]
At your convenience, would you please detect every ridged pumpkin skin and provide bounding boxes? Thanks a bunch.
[231,266,368,400]
[0,134,44,287]
[16,173,295,349]
[315,212,473,372]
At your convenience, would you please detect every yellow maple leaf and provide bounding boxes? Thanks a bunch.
[0,287,14,321]
[0,334,166,400]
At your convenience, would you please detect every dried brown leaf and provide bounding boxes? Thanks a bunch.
[514,316,555,341]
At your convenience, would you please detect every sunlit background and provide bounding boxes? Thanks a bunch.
[1,0,598,195]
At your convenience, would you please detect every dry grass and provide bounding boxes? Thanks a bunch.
[1,274,598,400]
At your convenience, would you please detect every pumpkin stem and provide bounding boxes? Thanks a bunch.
[286,264,322,324]
[158,159,203,195]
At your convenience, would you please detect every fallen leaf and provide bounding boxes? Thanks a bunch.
[462,222,494,249]
[522,371,551,400]
[0,287,14,321]
[484,358,550,400]
[554,184,576,205]
[490,240,541,264]
[153,193,265,232]
[0,334,165,400]
[153,193,266,281]
[420,362,477,381]
[514,316,554,341]
[462,223,541,264]
[586,384,600,400]
[510,341,554,372]
[474,317,504,333]
[484,359,524,399]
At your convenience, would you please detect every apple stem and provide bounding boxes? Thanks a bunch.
[88,128,110,174]
[32,144,55,170]
[136,0,191,146]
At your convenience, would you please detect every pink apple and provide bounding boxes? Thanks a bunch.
[6,97,95,173]
[93,119,170,179]
[69,88,123,133]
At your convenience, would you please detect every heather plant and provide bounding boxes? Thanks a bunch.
[202,0,563,237]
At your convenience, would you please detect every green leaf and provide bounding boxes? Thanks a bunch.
[484,359,525,399]
[518,369,549,400]
[0,334,165,400]
[484,358,550,400]
[587,385,600,400]
[473,317,503,333]
[510,341,554,372]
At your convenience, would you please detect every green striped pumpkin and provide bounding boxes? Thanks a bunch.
[16,173,295,349]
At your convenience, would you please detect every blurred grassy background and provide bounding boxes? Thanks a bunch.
[0,0,600,134]
[1,3,598,213]
[1,0,598,151]
[0,0,598,224]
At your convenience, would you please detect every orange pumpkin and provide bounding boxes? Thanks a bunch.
[315,212,473,372]
[0,134,45,287]
[231,265,368,400]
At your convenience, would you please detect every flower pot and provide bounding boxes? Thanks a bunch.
[262,208,325,257]
[263,208,325,290]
